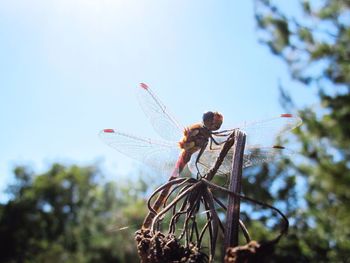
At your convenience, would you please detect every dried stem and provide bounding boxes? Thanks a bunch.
[137,129,289,263]
[143,177,188,228]
[224,130,246,250]
[202,178,289,239]
[212,194,251,243]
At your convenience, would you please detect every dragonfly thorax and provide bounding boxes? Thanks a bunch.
[178,111,223,153]
[179,123,211,152]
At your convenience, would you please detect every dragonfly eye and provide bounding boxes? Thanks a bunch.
[203,111,223,131]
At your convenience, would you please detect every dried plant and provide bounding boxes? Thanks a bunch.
[135,131,289,262]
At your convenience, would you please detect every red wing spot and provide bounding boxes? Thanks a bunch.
[273,145,285,149]
[140,83,149,90]
[281,113,293,118]
[103,129,115,133]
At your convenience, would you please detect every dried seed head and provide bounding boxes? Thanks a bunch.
[135,229,208,263]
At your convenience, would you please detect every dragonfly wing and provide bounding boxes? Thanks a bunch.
[137,83,184,142]
[99,129,180,174]
[235,114,302,147]
[242,146,295,168]
[188,145,295,176]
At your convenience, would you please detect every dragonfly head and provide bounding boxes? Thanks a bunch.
[202,111,223,131]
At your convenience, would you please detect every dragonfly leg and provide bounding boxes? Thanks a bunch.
[209,138,214,150]
[210,135,229,147]
[195,145,207,178]
[208,139,221,151]
[212,129,235,135]
[209,137,221,150]
[213,133,231,137]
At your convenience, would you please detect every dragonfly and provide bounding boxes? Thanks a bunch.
[99,83,302,180]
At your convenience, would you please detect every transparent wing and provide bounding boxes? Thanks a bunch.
[188,145,295,176]
[137,83,183,142]
[228,114,302,147]
[244,146,294,168]
[99,129,180,174]
[187,114,301,176]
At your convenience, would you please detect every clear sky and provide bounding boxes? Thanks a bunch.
[0,0,315,193]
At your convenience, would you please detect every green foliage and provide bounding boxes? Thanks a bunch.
[0,164,147,263]
[255,0,350,86]
[252,0,350,261]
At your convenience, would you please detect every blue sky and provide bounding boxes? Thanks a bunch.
[0,0,316,193]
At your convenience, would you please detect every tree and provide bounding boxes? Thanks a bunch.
[0,164,148,263]
[248,0,350,261]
